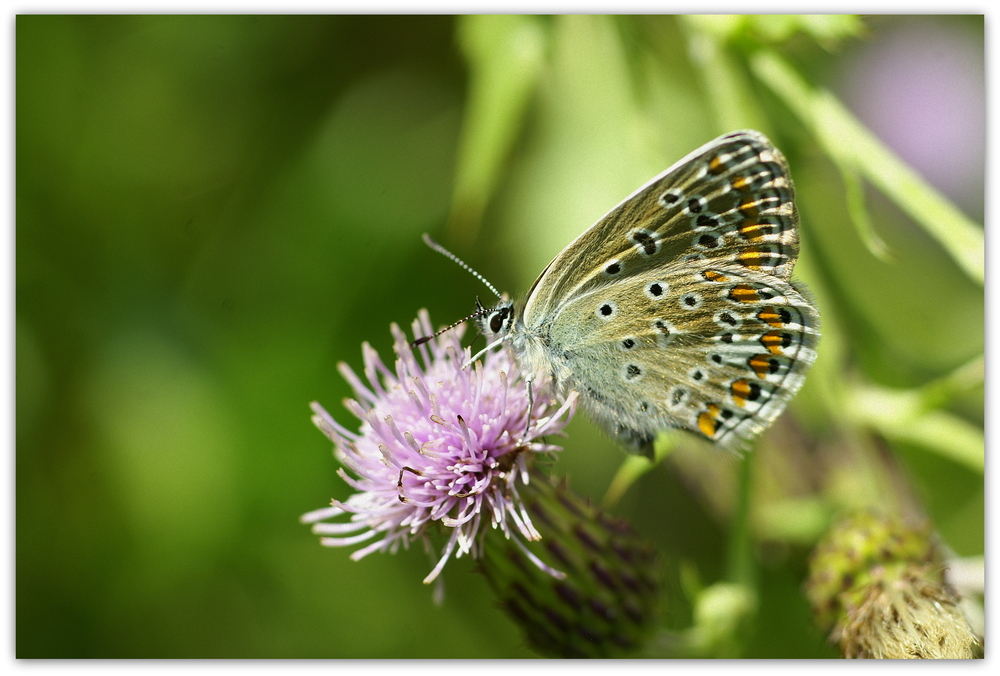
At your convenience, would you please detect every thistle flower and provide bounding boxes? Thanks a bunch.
[301,310,577,584]
[805,511,978,659]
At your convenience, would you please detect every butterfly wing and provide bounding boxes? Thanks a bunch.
[521,130,801,326]
[511,130,817,455]
[544,261,819,455]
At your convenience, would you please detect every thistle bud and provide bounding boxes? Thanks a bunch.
[478,473,661,658]
[805,511,978,659]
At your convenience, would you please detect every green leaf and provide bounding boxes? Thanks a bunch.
[847,382,984,474]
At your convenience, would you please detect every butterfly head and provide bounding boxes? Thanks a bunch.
[476,299,516,342]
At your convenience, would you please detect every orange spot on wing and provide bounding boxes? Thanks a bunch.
[757,307,785,328]
[738,217,767,241]
[749,354,774,379]
[730,379,763,408]
[698,404,721,438]
[739,195,760,216]
[739,247,766,270]
[760,331,791,355]
[729,284,761,303]
[731,175,751,192]
[731,380,751,407]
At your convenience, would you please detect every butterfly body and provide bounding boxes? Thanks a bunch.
[479,130,819,457]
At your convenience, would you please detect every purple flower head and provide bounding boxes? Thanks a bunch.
[301,309,577,584]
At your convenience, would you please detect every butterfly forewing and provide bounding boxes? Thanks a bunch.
[522,130,801,326]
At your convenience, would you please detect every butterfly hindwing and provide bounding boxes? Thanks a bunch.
[543,260,818,454]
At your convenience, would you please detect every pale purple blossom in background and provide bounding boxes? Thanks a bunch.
[837,17,984,219]
[301,310,576,584]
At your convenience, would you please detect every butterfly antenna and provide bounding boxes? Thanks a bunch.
[411,299,491,347]
[422,233,503,300]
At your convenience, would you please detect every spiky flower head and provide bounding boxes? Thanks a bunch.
[805,511,978,659]
[478,473,662,658]
[301,310,577,584]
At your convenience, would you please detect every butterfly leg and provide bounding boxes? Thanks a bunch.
[520,375,534,445]
[396,466,422,503]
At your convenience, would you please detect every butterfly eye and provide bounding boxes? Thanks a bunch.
[488,310,507,334]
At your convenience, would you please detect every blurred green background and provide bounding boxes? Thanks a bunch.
[16,15,983,658]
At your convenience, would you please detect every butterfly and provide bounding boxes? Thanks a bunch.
[462,130,819,458]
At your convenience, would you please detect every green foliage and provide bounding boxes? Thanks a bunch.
[16,15,982,657]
